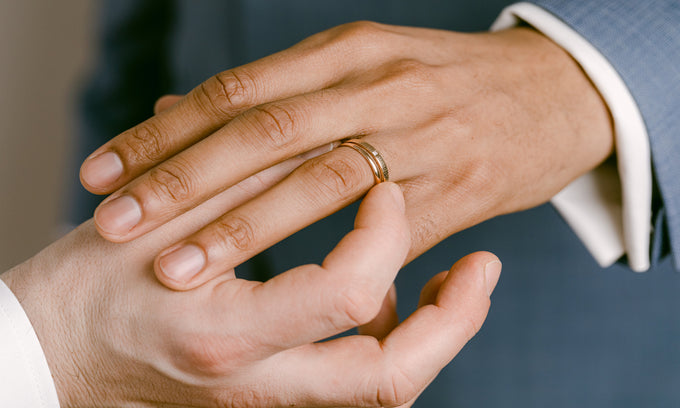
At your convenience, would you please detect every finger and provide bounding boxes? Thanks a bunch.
[358,284,399,340]
[263,251,501,408]
[113,150,314,258]
[151,143,334,289]
[153,94,183,114]
[153,134,421,289]
[91,86,377,241]
[207,183,410,358]
[152,145,370,286]
[79,22,387,194]
[418,270,447,308]
[89,50,442,244]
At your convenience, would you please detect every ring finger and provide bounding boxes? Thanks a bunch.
[154,132,426,289]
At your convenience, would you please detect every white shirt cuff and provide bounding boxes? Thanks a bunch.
[492,2,653,272]
[0,278,60,407]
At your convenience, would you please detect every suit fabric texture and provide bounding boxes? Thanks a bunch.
[68,1,680,406]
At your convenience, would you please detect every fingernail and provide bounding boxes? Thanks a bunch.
[158,244,206,283]
[385,182,406,213]
[95,195,142,235]
[81,151,123,189]
[484,260,502,296]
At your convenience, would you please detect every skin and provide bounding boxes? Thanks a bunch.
[78,23,613,289]
[1,182,501,407]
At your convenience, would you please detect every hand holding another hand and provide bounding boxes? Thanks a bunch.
[79,22,612,290]
[2,181,501,407]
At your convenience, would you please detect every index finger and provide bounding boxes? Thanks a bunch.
[79,23,376,194]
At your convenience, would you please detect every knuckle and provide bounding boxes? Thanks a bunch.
[323,21,389,59]
[249,103,300,150]
[387,59,437,90]
[446,159,503,213]
[331,285,381,329]
[121,122,167,164]
[336,20,383,42]
[145,159,198,203]
[199,68,256,116]
[210,215,257,252]
[376,364,420,407]
[303,155,366,202]
[174,334,238,377]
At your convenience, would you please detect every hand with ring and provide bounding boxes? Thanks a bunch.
[78,23,613,290]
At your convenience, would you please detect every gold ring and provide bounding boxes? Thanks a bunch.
[338,139,390,184]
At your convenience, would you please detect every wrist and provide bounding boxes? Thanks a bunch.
[476,26,615,214]
[2,253,97,407]
[511,26,613,165]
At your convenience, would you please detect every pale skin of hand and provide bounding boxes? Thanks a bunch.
[79,22,613,289]
[1,179,502,408]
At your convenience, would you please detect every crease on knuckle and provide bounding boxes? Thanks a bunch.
[377,362,420,407]
[445,159,503,215]
[121,122,167,164]
[331,284,381,329]
[251,104,300,149]
[211,215,256,252]
[200,69,255,116]
[461,313,483,342]
[384,58,438,93]
[304,156,364,202]
[146,161,197,203]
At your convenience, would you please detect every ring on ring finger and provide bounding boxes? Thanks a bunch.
[338,139,390,185]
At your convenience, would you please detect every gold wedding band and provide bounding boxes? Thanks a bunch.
[338,139,390,184]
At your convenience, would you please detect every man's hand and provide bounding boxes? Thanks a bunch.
[1,181,501,407]
[78,22,610,289]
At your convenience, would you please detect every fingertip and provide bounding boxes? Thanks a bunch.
[368,182,405,213]
[457,251,501,297]
[154,264,193,291]
[436,251,501,307]
[483,259,502,297]
[79,151,124,193]
[357,182,409,249]
[154,243,207,291]
[92,195,142,241]
[383,182,405,214]
[153,94,183,115]
[449,251,499,276]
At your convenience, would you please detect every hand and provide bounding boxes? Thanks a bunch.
[79,22,611,289]
[1,181,502,407]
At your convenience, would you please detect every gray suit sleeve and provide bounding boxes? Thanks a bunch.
[527,0,680,268]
